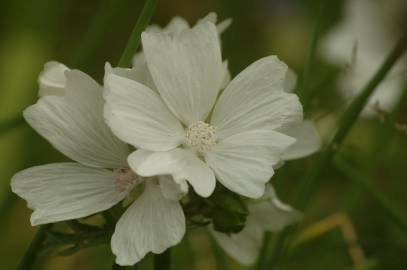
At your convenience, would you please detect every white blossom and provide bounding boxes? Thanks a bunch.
[104,21,306,199]
[11,62,186,266]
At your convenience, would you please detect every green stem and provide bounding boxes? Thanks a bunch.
[266,35,407,269]
[17,224,51,270]
[297,3,324,109]
[334,157,407,235]
[117,0,157,68]
[154,249,171,270]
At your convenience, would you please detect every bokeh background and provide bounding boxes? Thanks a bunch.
[1,0,406,269]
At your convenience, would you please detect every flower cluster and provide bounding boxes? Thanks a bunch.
[11,13,321,266]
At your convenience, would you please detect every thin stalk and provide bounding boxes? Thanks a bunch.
[117,0,157,68]
[154,249,171,270]
[266,35,407,269]
[17,224,51,270]
[297,3,324,108]
[334,157,407,235]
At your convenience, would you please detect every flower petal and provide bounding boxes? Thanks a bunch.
[104,61,156,92]
[205,129,295,198]
[197,12,232,34]
[158,175,188,201]
[211,56,303,139]
[128,149,216,197]
[164,16,190,33]
[11,163,128,225]
[142,22,223,125]
[112,181,185,266]
[250,186,302,231]
[284,68,298,93]
[278,120,321,160]
[210,219,263,265]
[25,69,129,168]
[38,61,69,97]
[104,74,184,151]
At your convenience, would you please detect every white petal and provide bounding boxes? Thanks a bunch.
[104,61,156,92]
[164,16,190,33]
[112,181,185,266]
[221,61,232,89]
[38,61,69,97]
[104,74,184,151]
[216,18,232,35]
[250,185,302,231]
[197,12,218,24]
[142,22,223,125]
[210,219,263,265]
[128,149,216,197]
[278,120,321,160]
[205,129,295,198]
[197,12,232,35]
[284,68,298,93]
[11,163,128,225]
[25,70,129,168]
[211,56,303,139]
[158,175,188,201]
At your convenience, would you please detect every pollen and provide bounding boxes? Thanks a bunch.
[185,121,217,154]
[113,167,139,192]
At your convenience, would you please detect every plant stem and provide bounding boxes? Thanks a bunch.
[117,0,157,68]
[17,224,51,270]
[334,157,407,235]
[297,3,324,109]
[266,35,407,269]
[154,249,171,270]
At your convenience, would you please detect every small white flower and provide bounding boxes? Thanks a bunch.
[104,21,306,199]
[321,0,406,117]
[11,63,186,266]
[210,185,302,265]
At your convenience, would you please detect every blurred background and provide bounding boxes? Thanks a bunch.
[0,0,406,269]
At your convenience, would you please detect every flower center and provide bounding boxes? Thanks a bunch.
[185,121,217,153]
[113,167,139,192]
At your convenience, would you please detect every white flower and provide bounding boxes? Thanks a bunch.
[104,21,305,199]
[210,185,302,265]
[321,0,406,117]
[11,62,186,266]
